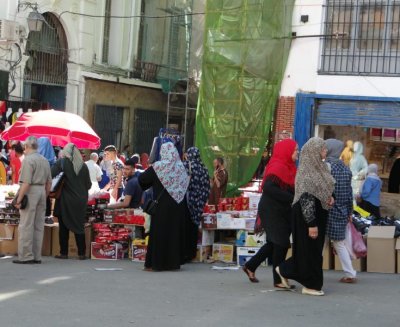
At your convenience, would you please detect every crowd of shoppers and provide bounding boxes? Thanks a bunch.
[8,130,385,296]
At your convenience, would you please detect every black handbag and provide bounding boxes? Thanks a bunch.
[143,188,165,216]
[12,191,28,209]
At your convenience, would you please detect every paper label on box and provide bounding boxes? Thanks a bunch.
[132,244,147,262]
[91,242,117,260]
[212,244,234,263]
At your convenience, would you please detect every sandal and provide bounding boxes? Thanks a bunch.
[54,255,68,259]
[275,283,296,290]
[242,266,259,283]
[339,277,357,284]
[275,266,290,289]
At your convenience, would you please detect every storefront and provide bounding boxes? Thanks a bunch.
[294,93,400,194]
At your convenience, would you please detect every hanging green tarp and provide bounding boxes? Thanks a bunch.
[196,0,295,193]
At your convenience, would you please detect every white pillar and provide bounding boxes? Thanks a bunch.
[66,62,81,114]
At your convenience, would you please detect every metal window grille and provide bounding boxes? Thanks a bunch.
[320,0,400,75]
[24,13,68,86]
[102,0,111,64]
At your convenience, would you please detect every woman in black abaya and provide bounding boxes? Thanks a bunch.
[138,142,190,271]
[276,137,335,296]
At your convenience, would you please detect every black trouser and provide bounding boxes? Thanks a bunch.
[45,196,51,216]
[245,242,288,285]
[58,216,86,256]
[359,199,381,218]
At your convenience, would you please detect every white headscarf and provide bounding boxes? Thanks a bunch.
[152,142,190,203]
[62,143,84,175]
[293,137,335,210]
[350,142,368,178]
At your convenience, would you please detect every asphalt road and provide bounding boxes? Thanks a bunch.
[0,257,399,327]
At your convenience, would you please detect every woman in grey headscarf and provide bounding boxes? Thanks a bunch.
[52,143,91,260]
[277,137,335,296]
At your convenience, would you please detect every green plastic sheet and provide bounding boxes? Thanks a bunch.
[196,0,295,193]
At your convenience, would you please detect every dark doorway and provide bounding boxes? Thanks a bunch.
[134,109,166,154]
[94,105,124,150]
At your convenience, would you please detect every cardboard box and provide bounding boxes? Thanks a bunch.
[52,225,92,258]
[216,213,246,229]
[236,230,266,247]
[367,226,396,273]
[198,229,214,246]
[248,194,261,210]
[237,246,265,266]
[131,244,147,262]
[193,245,212,262]
[212,243,234,263]
[396,239,400,274]
[0,224,55,256]
[91,242,117,260]
[0,224,18,255]
[202,214,217,229]
[244,218,256,230]
[41,226,53,256]
[334,255,366,272]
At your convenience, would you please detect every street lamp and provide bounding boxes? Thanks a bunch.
[27,10,45,32]
[18,1,46,32]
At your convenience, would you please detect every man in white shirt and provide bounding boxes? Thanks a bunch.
[85,152,102,194]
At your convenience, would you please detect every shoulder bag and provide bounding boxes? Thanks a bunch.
[49,159,65,199]
[143,188,165,216]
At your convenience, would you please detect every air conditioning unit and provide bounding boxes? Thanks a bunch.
[0,19,19,42]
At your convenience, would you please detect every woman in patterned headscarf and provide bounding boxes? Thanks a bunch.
[138,142,190,271]
[182,147,210,262]
[52,143,91,260]
[277,137,335,296]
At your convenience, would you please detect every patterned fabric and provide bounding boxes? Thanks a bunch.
[38,137,56,166]
[326,158,353,241]
[260,139,297,191]
[110,159,124,188]
[293,137,335,210]
[183,147,210,225]
[62,143,83,175]
[153,142,189,203]
[299,193,317,225]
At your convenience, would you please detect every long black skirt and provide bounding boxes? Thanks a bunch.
[279,201,327,291]
[144,196,186,271]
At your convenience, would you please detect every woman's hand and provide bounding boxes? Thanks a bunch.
[328,196,334,208]
[308,227,318,239]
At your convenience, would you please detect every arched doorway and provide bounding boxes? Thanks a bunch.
[23,12,68,110]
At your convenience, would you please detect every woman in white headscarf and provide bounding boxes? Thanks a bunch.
[276,137,335,296]
[138,142,190,271]
[350,141,368,194]
[52,143,91,260]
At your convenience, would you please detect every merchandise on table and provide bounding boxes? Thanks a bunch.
[131,244,147,262]
[193,245,212,263]
[198,229,214,246]
[236,230,266,247]
[212,243,234,263]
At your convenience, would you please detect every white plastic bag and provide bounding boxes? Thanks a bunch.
[344,223,357,260]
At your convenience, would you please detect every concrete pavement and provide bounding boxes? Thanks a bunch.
[0,257,399,327]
